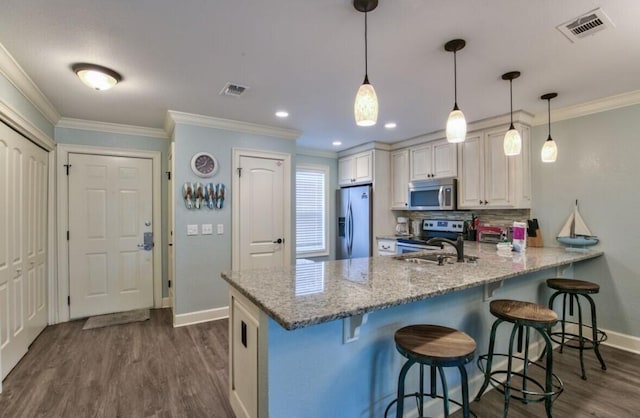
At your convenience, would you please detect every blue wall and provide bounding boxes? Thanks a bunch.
[531,104,640,338]
[0,74,54,138]
[172,123,297,315]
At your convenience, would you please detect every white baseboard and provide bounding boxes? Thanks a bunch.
[161,297,172,308]
[601,328,640,354]
[173,306,229,328]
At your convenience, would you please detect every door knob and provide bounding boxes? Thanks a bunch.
[273,238,283,244]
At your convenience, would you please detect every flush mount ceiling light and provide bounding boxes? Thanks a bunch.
[72,63,122,91]
[540,92,558,163]
[502,71,522,156]
[353,0,379,127]
[444,39,467,143]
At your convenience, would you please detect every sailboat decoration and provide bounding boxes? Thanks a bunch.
[556,200,599,251]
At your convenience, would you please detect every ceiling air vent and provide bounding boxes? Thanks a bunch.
[557,8,614,43]
[219,82,249,97]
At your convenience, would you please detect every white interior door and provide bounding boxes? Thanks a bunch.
[0,122,48,380]
[68,153,153,319]
[167,143,175,309]
[238,155,287,270]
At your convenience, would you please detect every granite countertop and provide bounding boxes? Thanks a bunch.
[220,243,603,331]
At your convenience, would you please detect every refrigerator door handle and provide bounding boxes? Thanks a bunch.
[348,202,354,257]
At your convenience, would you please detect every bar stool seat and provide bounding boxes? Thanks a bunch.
[547,278,607,380]
[385,325,477,418]
[476,299,563,418]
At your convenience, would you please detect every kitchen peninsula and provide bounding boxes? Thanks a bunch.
[221,243,602,418]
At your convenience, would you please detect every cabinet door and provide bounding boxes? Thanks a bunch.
[432,139,457,179]
[390,150,409,209]
[484,128,512,207]
[354,151,373,183]
[230,294,259,418]
[457,133,484,208]
[338,156,354,186]
[409,144,432,181]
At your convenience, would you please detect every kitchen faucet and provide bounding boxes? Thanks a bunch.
[426,234,465,262]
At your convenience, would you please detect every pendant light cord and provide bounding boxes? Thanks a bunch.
[364,10,369,80]
[509,79,514,128]
[453,51,458,108]
[547,98,552,139]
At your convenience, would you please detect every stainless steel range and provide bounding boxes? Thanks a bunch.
[396,219,465,254]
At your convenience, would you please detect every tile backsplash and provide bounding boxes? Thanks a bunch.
[398,209,531,227]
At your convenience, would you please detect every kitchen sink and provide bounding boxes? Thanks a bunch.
[393,253,478,266]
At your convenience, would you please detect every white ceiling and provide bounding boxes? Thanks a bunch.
[1,0,639,150]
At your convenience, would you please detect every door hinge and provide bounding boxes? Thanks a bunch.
[237,167,242,177]
[165,171,171,180]
[67,296,70,306]
[67,230,70,241]
[64,164,72,175]
[168,280,171,288]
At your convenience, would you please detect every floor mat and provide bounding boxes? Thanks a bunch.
[82,308,150,330]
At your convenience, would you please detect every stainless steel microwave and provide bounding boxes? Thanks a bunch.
[407,178,457,211]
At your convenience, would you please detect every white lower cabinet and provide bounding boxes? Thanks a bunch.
[230,289,260,418]
[377,239,397,256]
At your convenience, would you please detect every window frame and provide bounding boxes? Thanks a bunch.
[295,164,330,258]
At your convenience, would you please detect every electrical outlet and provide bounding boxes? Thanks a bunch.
[217,224,224,235]
[187,224,199,236]
[202,224,213,235]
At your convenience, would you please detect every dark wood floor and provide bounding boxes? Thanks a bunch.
[0,309,234,418]
[1,309,638,417]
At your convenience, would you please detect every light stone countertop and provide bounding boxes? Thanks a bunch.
[220,243,603,331]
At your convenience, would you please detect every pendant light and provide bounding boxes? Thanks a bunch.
[72,63,122,91]
[540,92,558,163]
[444,39,467,143]
[502,71,522,156]
[353,0,379,127]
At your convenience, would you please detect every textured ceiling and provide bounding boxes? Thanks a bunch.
[1,0,639,150]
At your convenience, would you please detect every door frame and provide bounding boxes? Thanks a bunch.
[231,148,292,271]
[56,144,163,323]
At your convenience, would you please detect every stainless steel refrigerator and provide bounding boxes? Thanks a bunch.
[336,185,372,260]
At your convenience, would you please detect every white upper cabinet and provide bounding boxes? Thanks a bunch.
[458,123,531,209]
[409,139,457,181]
[338,150,373,186]
[390,149,409,209]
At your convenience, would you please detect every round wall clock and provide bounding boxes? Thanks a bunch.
[190,152,219,177]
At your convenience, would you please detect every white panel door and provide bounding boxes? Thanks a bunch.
[68,153,153,319]
[0,122,48,380]
[238,156,286,270]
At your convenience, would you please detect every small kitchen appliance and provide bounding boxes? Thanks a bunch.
[407,178,457,211]
[395,217,409,236]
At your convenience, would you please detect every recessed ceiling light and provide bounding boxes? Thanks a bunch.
[275,110,289,118]
[332,141,342,146]
[72,63,122,91]
[384,122,397,129]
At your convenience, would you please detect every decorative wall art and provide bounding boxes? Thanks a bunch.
[183,182,226,210]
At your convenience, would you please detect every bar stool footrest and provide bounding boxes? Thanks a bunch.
[477,353,564,404]
[550,320,608,350]
[384,393,478,418]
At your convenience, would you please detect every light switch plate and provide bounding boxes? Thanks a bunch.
[187,224,199,236]
[202,224,213,235]
[217,224,224,235]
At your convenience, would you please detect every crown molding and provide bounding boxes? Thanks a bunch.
[57,117,167,139]
[166,110,301,140]
[0,42,60,125]
[532,90,640,126]
[0,98,55,150]
[296,147,338,159]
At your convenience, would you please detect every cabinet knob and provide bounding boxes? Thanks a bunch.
[479,200,483,205]
[484,200,488,205]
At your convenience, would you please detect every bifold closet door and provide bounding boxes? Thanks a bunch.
[0,122,48,380]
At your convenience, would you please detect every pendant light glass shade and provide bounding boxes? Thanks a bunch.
[540,92,558,163]
[444,39,467,143]
[355,78,378,126]
[446,108,467,143]
[541,137,558,162]
[504,126,522,156]
[353,0,378,127]
[502,71,521,156]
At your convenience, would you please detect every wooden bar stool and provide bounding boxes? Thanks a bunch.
[384,325,476,418]
[475,300,563,418]
[547,278,607,380]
